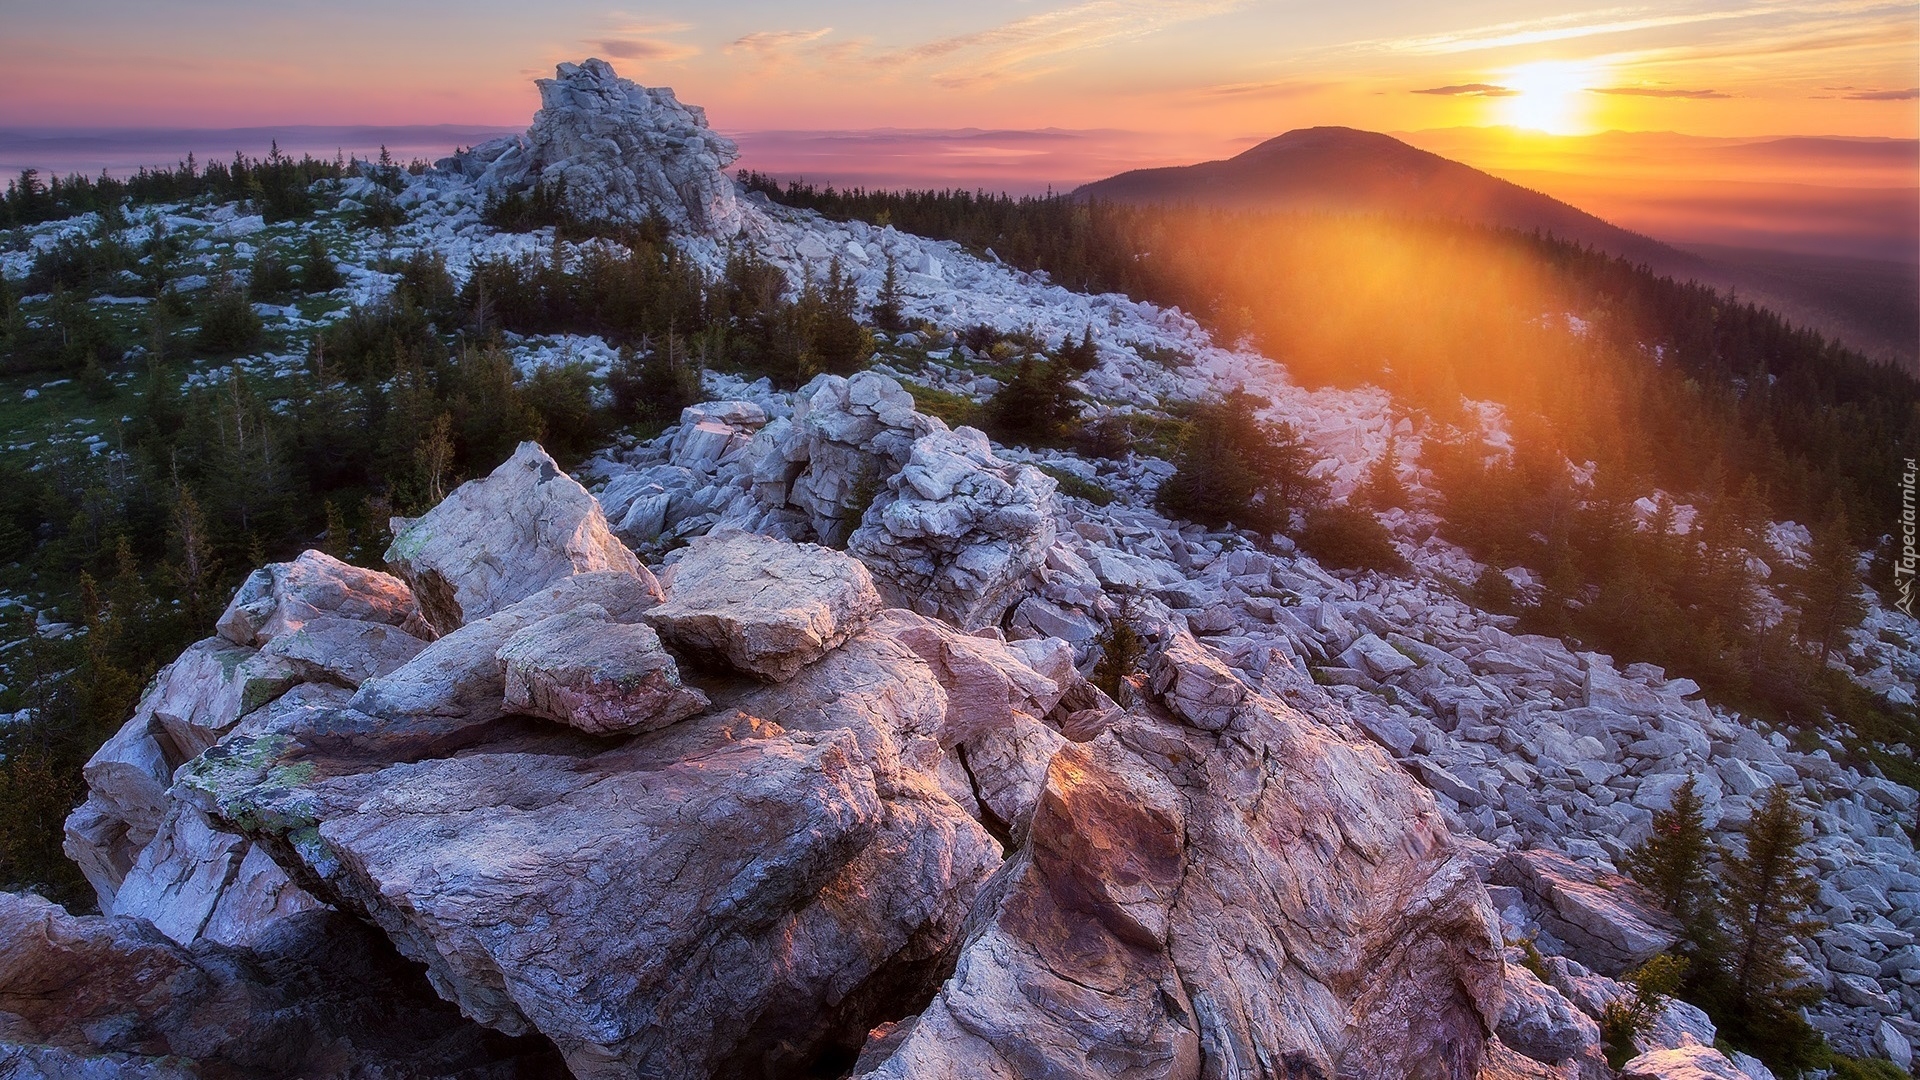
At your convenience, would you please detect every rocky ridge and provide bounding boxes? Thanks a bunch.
[4,57,1916,1078]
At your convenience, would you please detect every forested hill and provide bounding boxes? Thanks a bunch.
[1073,126,1693,273]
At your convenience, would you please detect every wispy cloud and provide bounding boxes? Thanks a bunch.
[860,0,1255,89]
[1192,78,1329,99]
[1592,85,1728,97]
[589,18,697,64]
[726,28,835,58]
[1412,83,1518,97]
[1844,86,1918,99]
[1353,1,1907,57]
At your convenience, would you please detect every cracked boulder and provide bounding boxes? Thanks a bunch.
[497,606,708,735]
[216,549,422,648]
[385,441,653,635]
[849,425,1058,630]
[859,655,1506,1079]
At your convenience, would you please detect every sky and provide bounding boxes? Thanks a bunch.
[0,0,1915,250]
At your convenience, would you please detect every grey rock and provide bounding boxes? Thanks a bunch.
[497,605,708,735]
[452,58,743,236]
[648,529,882,681]
[216,549,422,648]
[386,441,652,636]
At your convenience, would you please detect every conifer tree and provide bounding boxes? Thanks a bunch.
[1793,497,1865,667]
[1357,436,1409,510]
[1622,775,1716,950]
[872,251,906,333]
[1714,785,1824,1067]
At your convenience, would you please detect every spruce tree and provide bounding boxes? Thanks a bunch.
[1356,436,1409,510]
[1715,785,1824,1067]
[872,251,905,333]
[1794,497,1864,667]
[1622,775,1716,950]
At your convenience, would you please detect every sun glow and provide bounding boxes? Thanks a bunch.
[1498,60,1604,135]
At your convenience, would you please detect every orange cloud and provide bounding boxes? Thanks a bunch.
[1413,83,1519,97]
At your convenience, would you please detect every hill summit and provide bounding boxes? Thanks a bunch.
[1076,125,1687,268]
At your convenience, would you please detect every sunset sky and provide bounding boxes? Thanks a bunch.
[1,0,1915,239]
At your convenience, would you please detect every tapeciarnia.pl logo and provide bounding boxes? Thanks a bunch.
[1898,457,1917,617]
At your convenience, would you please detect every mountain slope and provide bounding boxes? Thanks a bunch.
[1074,126,1698,270]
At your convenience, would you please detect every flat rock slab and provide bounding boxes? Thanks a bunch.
[386,441,651,635]
[497,607,708,735]
[648,530,882,681]
[1494,849,1679,976]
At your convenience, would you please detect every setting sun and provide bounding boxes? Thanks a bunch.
[1500,59,1605,135]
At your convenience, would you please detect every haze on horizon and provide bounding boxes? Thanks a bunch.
[2,0,1916,261]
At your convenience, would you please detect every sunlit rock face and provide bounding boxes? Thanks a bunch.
[443,57,744,237]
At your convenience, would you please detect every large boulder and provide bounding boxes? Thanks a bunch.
[647,529,882,681]
[181,684,1001,1080]
[497,606,708,735]
[216,549,420,647]
[0,892,564,1076]
[109,803,322,949]
[385,441,652,636]
[860,647,1506,1078]
[849,426,1057,629]
[1494,849,1680,976]
[348,571,663,750]
[145,638,299,761]
[1619,1043,1756,1080]
[450,58,744,237]
[259,615,429,689]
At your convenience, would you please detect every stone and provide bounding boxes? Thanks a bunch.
[1498,959,1604,1068]
[1583,662,1672,718]
[109,803,248,946]
[859,676,1506,1079]
[63,706,174,910]
[497,606,709,735]
[146,638,299,760]
[1147,630,1247,731]
[1495,849,1680,976]
[259,615,428,689]
[848,425,1057,629]
[648,530,882,681]
[1342,632,1417,679]
[0,893,565,1076]
[183,707,1000,1080]
[216,549,420,647]
[385,441,652,636]
[349,571,663,748]
[449,58,744,236]
[1619,1044,1752,1080]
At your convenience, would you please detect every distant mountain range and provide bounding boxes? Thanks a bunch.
[1074,126,1915,370]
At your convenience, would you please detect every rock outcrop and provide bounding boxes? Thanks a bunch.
[444,58,744,237]
[849,426,1058,629]
[857,632,1507,1079]
[30,438,1518,1080]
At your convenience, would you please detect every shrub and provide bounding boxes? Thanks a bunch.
[299,233,343,293]
[1091,617,1145,701]
[194,276,263,354]
[1298,504,1407,573]
[1157,390,1322,532]
[247,245,298,303]
[1037,465,1114,507]
[982,358,1079,447]
[1600,955,1688,1068]
[608,341,703,425]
